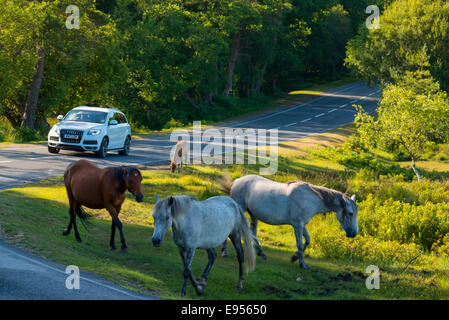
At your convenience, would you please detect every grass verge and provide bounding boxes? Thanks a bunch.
[1,123,448,299]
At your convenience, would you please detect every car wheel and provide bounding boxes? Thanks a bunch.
[48,146,60,154]
[119,136,131,156]
[95,137,108,158]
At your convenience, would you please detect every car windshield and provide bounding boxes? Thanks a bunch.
[64,110,107,124]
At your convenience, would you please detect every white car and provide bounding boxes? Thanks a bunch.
[48,106,132,158]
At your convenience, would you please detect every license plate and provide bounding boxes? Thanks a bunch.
[64,134,79,139]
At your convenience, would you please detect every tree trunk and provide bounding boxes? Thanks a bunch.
[411,158,421,181]
[21,46,45,130]
[223,32,241,96]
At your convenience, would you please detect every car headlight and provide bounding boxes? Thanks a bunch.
[51,126,60,135]
[87,129,101,136]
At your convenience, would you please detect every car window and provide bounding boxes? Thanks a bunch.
[119,113,127,124]
[65,110,107,124]
[109,113,119,124]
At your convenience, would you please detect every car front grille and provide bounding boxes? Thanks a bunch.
[60,129,83,143]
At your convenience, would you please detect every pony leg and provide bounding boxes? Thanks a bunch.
[179,248,198,297]
[62,209,74,236]
[249,213,266,260]
[72,203,82,242]
[221,240,228,257]
[114,217,127,252]
[292,223,308,269]
[63,186,75,237]
[110,220,117,250]
[291,226,310,263]
[229,231,245,291]
[198,248,217,293]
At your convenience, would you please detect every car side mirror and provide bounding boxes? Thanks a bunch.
[109,119,118,126]
[57,115,63,121]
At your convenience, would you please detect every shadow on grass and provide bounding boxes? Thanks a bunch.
[0,187,446,300]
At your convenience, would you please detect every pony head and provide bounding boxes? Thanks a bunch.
[336,194,358,238]
[151,195,175,247]
[169,161,177,173]
[121,167,144,202]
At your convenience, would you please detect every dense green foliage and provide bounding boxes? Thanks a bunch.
[346,0,449,91]
[0,0,383,134]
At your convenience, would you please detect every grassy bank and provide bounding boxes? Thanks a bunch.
[0,124,448,299]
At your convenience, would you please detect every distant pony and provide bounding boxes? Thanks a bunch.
[170,140,188,173]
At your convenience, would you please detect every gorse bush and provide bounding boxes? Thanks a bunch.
[358,195,449,251]
[309,215,421,265]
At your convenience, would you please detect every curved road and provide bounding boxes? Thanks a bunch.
[0,81,379,299]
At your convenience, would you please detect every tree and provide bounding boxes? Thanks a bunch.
[354,70,449,180]
[0,0,121,130]
[345,0,449,91]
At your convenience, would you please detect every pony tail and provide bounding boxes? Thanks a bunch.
[75,205,93,231]
[239,207,256,273]
[218,171,234,195]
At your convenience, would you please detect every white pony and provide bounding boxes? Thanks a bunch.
[219,174,358,269]
[170,140,188,173]
[151,195,256,297]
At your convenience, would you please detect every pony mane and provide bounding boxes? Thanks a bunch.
[287,179,346,211]
[307,184,346,211]
[167,195,197,216]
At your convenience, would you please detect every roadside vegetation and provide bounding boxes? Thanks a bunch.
[1,125,448,299]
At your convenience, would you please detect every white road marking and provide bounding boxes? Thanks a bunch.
[284,122,297,127]
[350,100,357,103]
[368,92,376,96]
[301,118,312,123]
[328,108,337,113]
[315,113,325,118]
[230,82,364,127]
[339,104,348,108]
[0,161,12,164]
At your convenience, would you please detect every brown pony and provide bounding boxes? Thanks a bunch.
[63,159,144,252]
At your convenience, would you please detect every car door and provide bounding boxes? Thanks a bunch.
[107,112,121,149]
[117,112,128,148]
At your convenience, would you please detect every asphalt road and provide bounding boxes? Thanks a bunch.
[0,240,157,300]
[0,81,380,190]
[0,81,379,300]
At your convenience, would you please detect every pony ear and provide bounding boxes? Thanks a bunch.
[351,194,356,201]
[155,195,160,203]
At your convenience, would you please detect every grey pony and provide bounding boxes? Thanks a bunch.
[219,174,358,269]
[151,194,256,297]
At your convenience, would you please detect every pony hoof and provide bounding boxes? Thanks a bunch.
[235,284,243,292]
[111,247,117,251]
[291,254,299,263]
[62,230,69,236]
[76,238,82,243]
[195,285,205,296]
[300,262,309,269]
[180,291,186,297]
[121,248,128,253]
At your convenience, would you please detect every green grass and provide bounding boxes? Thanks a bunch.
[1,124,448,299]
